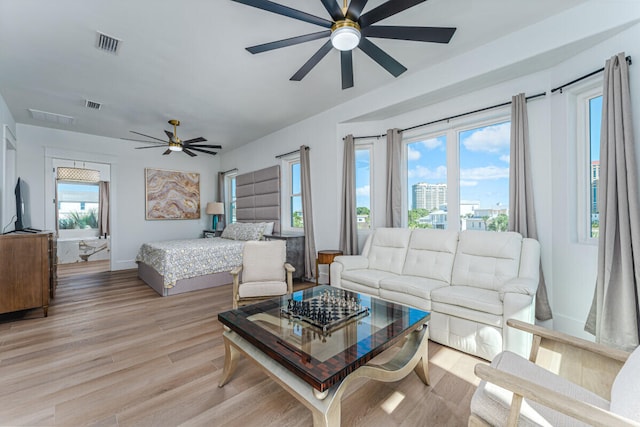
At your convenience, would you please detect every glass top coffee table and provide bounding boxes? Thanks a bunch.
[218,285,431,427]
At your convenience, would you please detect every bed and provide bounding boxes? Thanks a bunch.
[136,165,281,296]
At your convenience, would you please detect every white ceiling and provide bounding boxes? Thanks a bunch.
[0,0,587,153]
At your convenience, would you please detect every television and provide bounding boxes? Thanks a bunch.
[13,177,38,233]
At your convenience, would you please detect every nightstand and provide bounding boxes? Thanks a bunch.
[263,232,305,280]
[203,229,221,238]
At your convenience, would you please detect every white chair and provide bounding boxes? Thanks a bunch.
[230,240,294,309]
[469,319,640,426]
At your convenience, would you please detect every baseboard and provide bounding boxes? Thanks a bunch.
[112,259,137,271]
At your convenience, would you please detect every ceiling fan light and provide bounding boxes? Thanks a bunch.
[331,21,361,51]
[169,141,182,151]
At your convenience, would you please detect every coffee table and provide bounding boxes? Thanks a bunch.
[217,285,430,427]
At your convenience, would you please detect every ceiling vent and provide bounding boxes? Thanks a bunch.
[95,31,122,55]
[28,108,76,126]
[85,99,102,110]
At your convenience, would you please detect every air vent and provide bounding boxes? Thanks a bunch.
[85,100,102,110]
[28,108,75,125]
[95,31,122,54]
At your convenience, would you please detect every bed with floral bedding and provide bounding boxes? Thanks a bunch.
[136,222,272,296]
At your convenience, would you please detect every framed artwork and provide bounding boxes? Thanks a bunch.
[145,168,200,220]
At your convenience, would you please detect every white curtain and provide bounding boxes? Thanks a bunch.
[385,128,403,227]
[300,145,317,279]
[508,93,552,321]
[585,52,640,351]
[339,135,358,255]
[98,181,110,236]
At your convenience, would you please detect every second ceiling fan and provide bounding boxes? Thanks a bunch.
[233,0,457,89]
[123,120,222,157]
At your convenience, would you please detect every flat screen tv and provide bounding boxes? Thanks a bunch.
[13,177,38,233]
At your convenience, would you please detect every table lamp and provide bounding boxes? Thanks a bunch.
[206,202,224,231]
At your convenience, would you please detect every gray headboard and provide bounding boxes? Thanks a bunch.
[235,165,281,234]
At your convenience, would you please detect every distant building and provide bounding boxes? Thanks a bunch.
[591,160,600,215]
[412,183,447,210]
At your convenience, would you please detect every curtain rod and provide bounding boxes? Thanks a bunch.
[222,168,238,174]
[349,92,546,141]
[551,55,632,94]
[275,146,310,159]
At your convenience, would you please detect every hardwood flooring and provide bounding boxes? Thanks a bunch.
[0,269,486,426]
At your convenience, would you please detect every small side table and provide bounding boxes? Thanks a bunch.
[315,250,343,285]
[203,229,221,238]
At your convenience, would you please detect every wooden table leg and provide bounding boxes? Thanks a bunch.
[218,334,240,387]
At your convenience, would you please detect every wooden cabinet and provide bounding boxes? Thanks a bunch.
[0,232,53,317]
[264,232,305,280]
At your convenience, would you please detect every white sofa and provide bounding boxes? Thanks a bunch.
[329,228,541,361]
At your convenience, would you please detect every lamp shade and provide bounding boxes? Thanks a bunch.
[206,202,224,215]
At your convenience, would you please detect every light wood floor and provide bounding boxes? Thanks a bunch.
[0,269,486,426]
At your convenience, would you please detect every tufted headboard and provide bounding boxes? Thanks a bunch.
[235,165,281,234]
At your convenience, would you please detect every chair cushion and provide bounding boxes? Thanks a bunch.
[471,351,609,427]
[242,240,286,282]
[238,281,288,298]
[610,344,640,421]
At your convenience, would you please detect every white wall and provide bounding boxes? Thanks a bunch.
[15,124,220,270]
[219,1,640,337]
[0,91,17,231]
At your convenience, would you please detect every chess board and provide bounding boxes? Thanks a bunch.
[281,288,370,333]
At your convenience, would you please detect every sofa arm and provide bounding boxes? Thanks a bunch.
[499,277,538,300]
[332,255,369,271]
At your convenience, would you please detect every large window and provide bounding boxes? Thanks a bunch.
[404,118,510,231]
[355,145,373,230]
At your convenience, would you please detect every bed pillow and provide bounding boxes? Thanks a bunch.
[260,222,275,236]
[233,223,265,241]
[221,223,238,240]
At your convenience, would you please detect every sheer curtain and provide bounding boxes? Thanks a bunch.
[98,181,110,236]
[385,128,402,227]
[585,52,640,351]
[339,135,358,254]
[300,145,317,279]
[508,93,552,321]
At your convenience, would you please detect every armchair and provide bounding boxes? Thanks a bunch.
[231,240,294,309]
[469,319,640,427]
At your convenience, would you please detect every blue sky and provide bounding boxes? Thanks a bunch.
[590,95,602,161]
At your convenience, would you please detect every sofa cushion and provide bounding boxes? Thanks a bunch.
[431,286,503,316]
[341,269,399,290]
[366,228,412,274]
[380,275,449,301]
[452,231,523,291]
[402,229,458,283]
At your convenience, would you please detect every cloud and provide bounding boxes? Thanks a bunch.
[460,180,478,187]
[419,138,443,150]
[407,146,421,161]
[460,165,509,180]
[356,185,370,196]
[461,122,510,153]
[408,165,447,180]
[500,154,510,164]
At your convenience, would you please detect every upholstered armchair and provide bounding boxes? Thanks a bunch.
[231,240,294,309]
[469,319,640,426]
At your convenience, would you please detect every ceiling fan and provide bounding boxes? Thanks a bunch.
[122,120,222,157]
[232,0,456,89]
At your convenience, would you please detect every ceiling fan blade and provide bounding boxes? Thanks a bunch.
[129,131,167,143]
[358,37,407,77]
[185,144,223,149]
[341,50,354,90]
[345,0,369,22]
[320,0,344,21]
[358,0,427,28]
[164,130,174,140]
[362,26,456,43]
[247,31,331,54]
[182,137,207,144]
[290,40,333,81]
[183,148,197,157]
[230,0,333,28]
[122,137,166,144]
[163,149,172,155]
[187,147,218,155]
[135,145,168,149]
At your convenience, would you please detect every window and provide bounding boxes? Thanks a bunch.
[404,118,510,231]
[282,157,303,229]
[57,182,99,230]
[225,172,237,224]
[355,145,373,230]
[589,95,602,238]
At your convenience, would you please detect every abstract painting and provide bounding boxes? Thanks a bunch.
[145,168,200,220]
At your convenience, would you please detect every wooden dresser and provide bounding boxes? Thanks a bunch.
[0,231,55,317]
